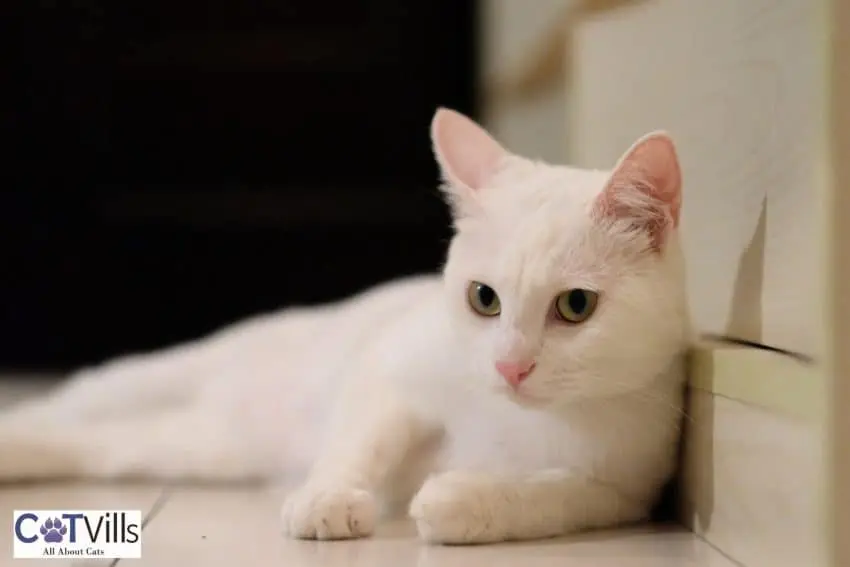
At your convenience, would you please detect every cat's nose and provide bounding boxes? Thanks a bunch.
[495,360,536,387]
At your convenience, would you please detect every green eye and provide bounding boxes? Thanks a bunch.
[555,289,599,323]
[467,282,501,317]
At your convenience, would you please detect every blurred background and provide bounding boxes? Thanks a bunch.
[0,0,822,378]
[0,0,573,372]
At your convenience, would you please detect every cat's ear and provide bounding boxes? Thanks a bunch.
[594,131,682,251]
[431,108,509,216]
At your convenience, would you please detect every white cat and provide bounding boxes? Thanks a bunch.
[0,108,690,544]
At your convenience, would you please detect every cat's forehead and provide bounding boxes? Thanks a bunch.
[485,163,610,219]
[482,163,609,239]
[456,163,618,290]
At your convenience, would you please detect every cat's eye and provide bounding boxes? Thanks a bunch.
[554,289,599,323]
[467,281,501,317]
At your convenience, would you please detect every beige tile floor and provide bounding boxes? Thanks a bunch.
[0,378,735,566]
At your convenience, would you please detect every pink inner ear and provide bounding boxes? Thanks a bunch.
[597,132,683,250]
[431,108,508,192]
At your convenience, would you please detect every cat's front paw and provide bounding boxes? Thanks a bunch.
[281,485,377,540]
[409,471,505,544]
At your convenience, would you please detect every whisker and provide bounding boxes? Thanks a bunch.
[576,372,695,425]
[619,387,694,425]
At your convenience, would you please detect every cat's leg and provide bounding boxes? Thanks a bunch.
[409,469,646,544]
[280,391,436,541]
[0,403,275,482]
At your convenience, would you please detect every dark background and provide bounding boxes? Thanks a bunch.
[1,0,479,371]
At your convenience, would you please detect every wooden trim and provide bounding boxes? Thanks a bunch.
[827,0,850,561]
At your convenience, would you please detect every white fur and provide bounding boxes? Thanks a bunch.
[0,109,691,545]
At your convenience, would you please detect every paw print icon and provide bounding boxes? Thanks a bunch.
[39,518,68,543]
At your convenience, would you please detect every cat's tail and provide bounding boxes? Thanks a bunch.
[0,406,274,483]
[0,341,219,428]
[0,337,274,482]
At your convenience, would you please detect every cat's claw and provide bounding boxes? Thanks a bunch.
[409,471,503,544]
[281,485,377,540]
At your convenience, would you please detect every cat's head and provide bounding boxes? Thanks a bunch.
[434,108,690,408]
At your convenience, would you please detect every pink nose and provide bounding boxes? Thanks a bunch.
[495,360,537,387]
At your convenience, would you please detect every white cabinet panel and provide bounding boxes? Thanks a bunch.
[568,0,823,356]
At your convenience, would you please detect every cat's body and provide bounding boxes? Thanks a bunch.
[0,109,691,544]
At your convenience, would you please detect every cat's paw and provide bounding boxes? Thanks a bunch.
[409,471,505,544]
[281,485,377,540]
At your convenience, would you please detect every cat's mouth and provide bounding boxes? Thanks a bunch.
[501,385,548,407]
